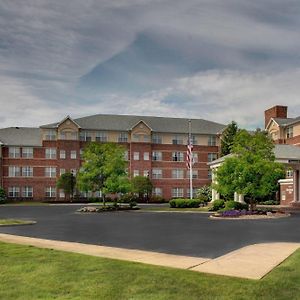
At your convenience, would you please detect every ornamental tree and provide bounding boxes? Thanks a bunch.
[220,121,239,157]
[76,142,129,204]
[56,172,76,201]
[131,176,153,202]
[214,129,285,210]
[0,187,6,204]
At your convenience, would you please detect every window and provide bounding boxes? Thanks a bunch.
[45,187,56,198]
[186,170,198,179]
[172,135,183,145]
[186,188,197,198]
[22,166,33,177]
[45,130,56,140]
[172,169,184,179]
[144,152,149,161]
[133,152,140,160]
[153,187,162,196]
[152,134,162,144]
[8,187,20,198]
[124,151,129,161]
[172,152,184,162]
[133,170,139,177]
[45,167,56,178]
[45,148,56,159]
[208,135,217,146]
[80,131,92,142]
[133,134,140,142]
[23,186,33,198]
[60,169,66,176]
[152,151,162,161]
[118,132,128,142]
[191,135,197,145]
[287,127,293,139]
[208,153,218,162]
[152,169,162,179]
[143,135,150,142]
[208,170,212,179]
[9,147,20,158]
[172,187,184,198]
[80,149,84,159]
[60,150,66,159]
[22,147,33,158]
[287,169,294,178]
[9,166,20,177]
[192,153,198,163]
[143,170,149,177]
[96,132,107,142]
[70,169,77,176]
[70,150,77,159]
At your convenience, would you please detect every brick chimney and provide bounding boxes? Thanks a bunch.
[264,105,288,128]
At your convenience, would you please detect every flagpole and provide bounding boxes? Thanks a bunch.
[189,120,193,200]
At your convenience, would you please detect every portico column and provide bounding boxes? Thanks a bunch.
[293,169,299,202]
[238,194,245,204]
[234,192,238,202]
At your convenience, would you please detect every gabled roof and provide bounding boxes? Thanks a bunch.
[130,120,153,131]
[56,115,81,128]
[40,113,226,135]
[0,127,42,146]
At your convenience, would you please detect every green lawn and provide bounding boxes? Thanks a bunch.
[2,201,49,206]
[1,242,300,299]
[0,219,35,225]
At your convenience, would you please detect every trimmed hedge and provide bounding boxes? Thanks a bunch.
[224,200,248,211]
[169,199,201,208]
[209,199,225,211]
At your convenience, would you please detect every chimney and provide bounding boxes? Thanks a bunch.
[264,105,288,128]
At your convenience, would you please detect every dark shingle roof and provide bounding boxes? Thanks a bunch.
[273,118,294,126]
[41,114,225,135]
[0,127,42,146]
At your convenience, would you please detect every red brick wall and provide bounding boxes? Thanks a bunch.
[264,105,287,128]
[280,181,294,205]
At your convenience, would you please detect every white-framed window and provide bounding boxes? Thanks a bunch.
[60,150,66,159]
[286,169,294,178]
[186,188,197,198]
[208,153,218,162]
[172,187,184,198]
[143,170,149,177]
[22,147,33,158]
[45,130,56,140]
[96,131,107,142]
[144,135,150,142]
[70,150,77,159]
[8,187,20,198]
[9,147,20,158]
[45,187,56,197]
[60,169,66,176]
[172,135,183,145]
[8,166,20,177]
[133,134,140,142]
[133,170,139,177]
[22,166,33,177]
[287,126,293,139]
[133,152,140,160]
[45,167,56,178]
[45,148,56,159]
[208,135,217,146]
[172,169,184,179]
[23,186,33,198]
[152,134,162,144]
[118,132,128,142]
[152,169,162,179]
[143,152,149,161]
[192,153,198,163]
[191,135,197,145]
[152,151,162,161]
[80,131,92,142]
[172,152,184,162]
[153,187,162,196]
[186,170,198,179]
[59,189,65,198]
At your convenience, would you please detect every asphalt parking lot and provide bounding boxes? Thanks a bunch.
[1,205,300,258]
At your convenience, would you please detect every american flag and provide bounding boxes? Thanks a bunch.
[186,138,193,170]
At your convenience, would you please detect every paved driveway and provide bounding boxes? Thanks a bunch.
[0,205,300,258]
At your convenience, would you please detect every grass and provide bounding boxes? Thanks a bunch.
[1,242,300,299]
[0,219,35,226]
[2,201,49,206]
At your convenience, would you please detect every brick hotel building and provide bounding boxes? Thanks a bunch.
[0,114,225,201]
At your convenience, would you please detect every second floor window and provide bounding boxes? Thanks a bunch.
[152,134,162,144]
[172,169,184,179]
[45,148,56,159]
[70,150,77,159]
[9,147,20,158]
[60,150,66,159]
[22,147,33,158]
[172,152,184,162]
[45,130,56,140]
[22,166,33,177]
[172,135,183,145]
[287,126,293,139]
[118,132,128,142]
[152,169,162,179]
[152,151,162,161]
[208,135,217,146]
[9,166,20,177]
[208,153,218,162]
[96,132,107,142]
[45,167,56,178]
[133,152,140,160]
[80,131,92,142]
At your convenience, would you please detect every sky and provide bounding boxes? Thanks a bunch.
[1,0,300,129]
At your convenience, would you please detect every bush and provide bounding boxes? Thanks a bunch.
[196,185,212,202]
[197,195,209,206]
[209,199,225,211]
[260,200,279,205]
[224,200,248,211]
[169,199,201,208]
[149,195,167,203]
[119,193,139,207]
[0,188,6,204]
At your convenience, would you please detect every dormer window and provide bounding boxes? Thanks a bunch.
[287,126,293,139]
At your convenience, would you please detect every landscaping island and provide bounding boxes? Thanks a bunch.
[0,219,36,226]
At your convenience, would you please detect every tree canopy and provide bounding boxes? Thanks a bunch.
[214,129,285,207]
[131,176,153,201]
[220,121,239,157]
[76,143,130,198]
[56,172,76,200]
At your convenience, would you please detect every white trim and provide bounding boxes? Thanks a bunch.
[129,120,153,131]
[265,118,279,130]
[278,178,293,184]
[56,116,81,128]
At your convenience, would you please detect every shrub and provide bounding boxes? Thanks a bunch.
[260,200,279,205]
[169,199,201,208]
[119,193,139,207]
[149,195,167,203]
[225,200,248,211]
[197,195,209,206]
[209,199,225,211]
[196,185,212,202]
[0,188,6,204]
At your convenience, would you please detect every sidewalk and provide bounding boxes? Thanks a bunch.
[0,233,299,280]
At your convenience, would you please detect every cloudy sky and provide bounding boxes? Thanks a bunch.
[1,0,300,129]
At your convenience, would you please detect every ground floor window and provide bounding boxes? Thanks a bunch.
[153,187,162,196]
[8,186,20,198]
[45,187,56,198]
[172,187,184,198]
[186,188,197,198]
[23,186,33,198]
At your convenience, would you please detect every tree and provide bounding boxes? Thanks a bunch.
[56,172,76,201]
[220,121,239,157]
[196,185,212,202]
[131,176,153,202]
[76,142,129,204]
[214,129,285,210]
[0,187,6,204]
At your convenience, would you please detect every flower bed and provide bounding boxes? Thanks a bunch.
[77,205,139,213]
